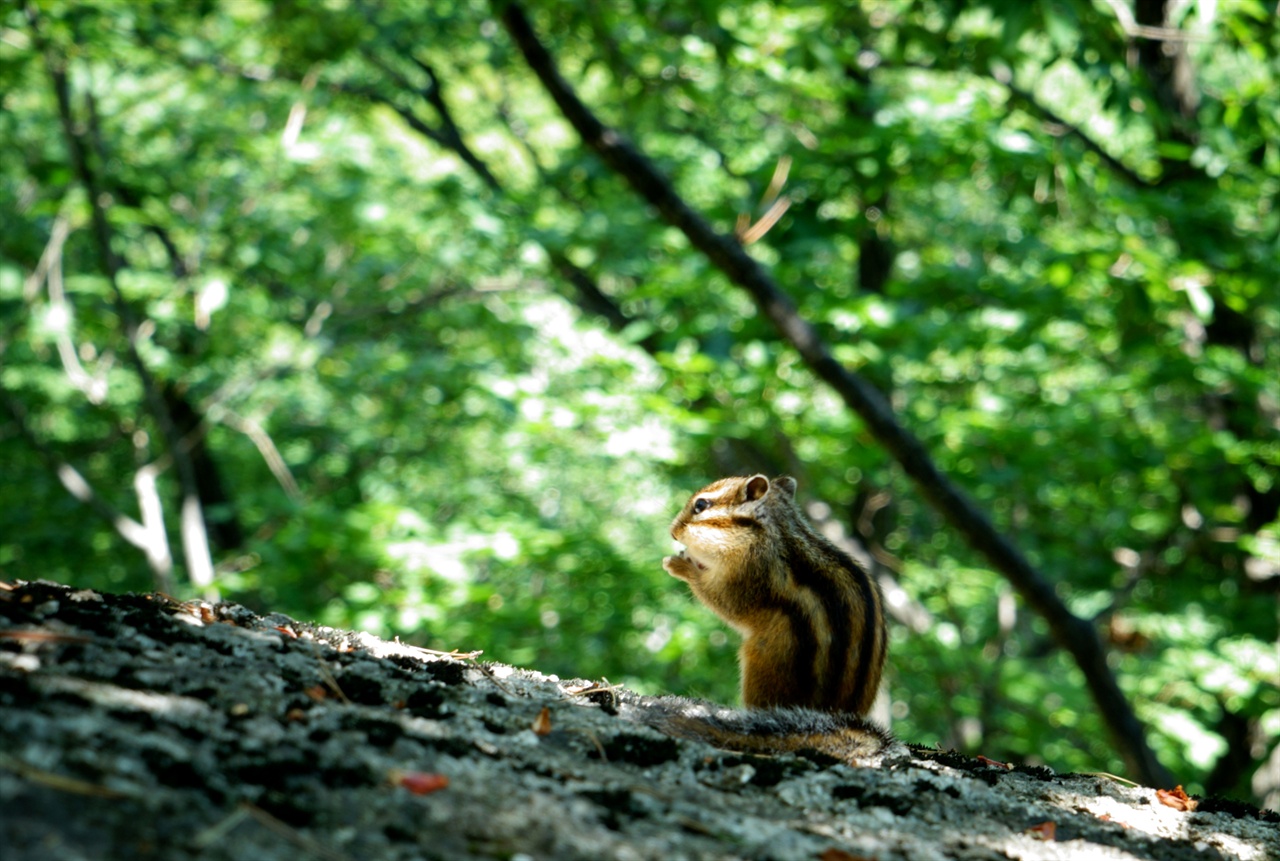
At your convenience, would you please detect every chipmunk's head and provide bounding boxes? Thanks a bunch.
[668,474,797,571]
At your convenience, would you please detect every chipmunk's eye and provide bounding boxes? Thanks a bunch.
[692,498,712,515]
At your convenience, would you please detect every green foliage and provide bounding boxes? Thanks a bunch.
[1,0,1277,804]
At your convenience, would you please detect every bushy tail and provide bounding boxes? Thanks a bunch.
[616,692,894,762]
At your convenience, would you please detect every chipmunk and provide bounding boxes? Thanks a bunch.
[663,474,887,717]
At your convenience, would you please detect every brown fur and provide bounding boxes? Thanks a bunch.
[618,692,894,761]
[664,475,887,716]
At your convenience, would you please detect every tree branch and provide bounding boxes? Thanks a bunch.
[0,379,175,591]
[356,46,656,340]
[27,3,214,595]
[498,0,1174,788]
[28,214,111,405]
[359,49,504,193]
[1000,81,1152,188]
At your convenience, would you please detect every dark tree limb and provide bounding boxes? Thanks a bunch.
[81,112,248,552]
[359,48,504,193]
[840,61,895,296]
[498,0,1174,789]
[1203,703,1255,799]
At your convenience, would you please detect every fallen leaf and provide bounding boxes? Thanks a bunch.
[391,770,449,795]
[1156,786,1197,811]
[817,848,873,861]
[1027,821,1057,840]
[532,706,552,736]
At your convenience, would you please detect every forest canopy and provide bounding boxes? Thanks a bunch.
[1,0,1277,807]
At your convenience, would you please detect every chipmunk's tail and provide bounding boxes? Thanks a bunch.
[616,693,894,762]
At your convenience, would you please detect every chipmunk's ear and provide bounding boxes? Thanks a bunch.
[772,476,797,499]
[744,474,770,501]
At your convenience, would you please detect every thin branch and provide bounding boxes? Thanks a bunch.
[97,174,193,281]
[358,47,656,337]
[359,48,503,192]
[211,410,303,503]
[28,215,111,404]
[1098,0,1213,43]
[1001,81,1152,188]
[890,57,1168,189]
[498,0,1174,789]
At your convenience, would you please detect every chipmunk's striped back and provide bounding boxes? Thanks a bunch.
[662,474,886,716]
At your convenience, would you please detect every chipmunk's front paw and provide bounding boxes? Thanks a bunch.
[663,552,699,581]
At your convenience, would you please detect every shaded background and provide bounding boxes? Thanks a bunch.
[1,0,1276,805]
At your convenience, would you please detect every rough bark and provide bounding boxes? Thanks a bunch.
[2,579,1275,861]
